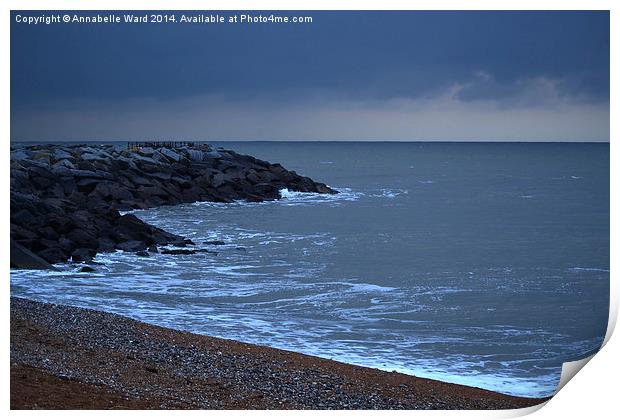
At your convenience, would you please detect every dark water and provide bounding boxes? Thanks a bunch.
[11,142,609,397]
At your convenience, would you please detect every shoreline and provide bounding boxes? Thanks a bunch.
[10,297,549,410]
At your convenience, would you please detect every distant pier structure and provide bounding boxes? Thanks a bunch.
[127,141,196,151]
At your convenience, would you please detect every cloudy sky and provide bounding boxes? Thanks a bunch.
[11,11,609,142]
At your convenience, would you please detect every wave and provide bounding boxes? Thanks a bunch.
[280,187,409,202]
[380,188,409,198]
[278,187,363,205]
[131,186,409,212]
[366,188,409,199]
[567,267,609,273]
[343,282,397,293]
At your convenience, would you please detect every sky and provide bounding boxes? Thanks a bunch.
[10,10,610,142]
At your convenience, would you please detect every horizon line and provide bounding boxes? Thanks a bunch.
[10,139,611,144]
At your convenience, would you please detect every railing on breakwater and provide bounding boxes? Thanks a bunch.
[127,141,196,151]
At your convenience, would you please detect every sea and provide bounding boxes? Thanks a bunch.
[10,141,610,398]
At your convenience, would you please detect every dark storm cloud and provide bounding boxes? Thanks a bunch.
[10,10,610,141]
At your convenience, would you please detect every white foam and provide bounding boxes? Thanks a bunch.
[278,188,312,200]
[327,281,397,293]
[568,267,609,273]
[211,264,260,277]
[369,188,409,199]
[278,187,363,204]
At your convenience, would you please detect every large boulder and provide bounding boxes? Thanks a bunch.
[10,240,55,270]
[116,240,146,252]
[71,248,96,262]
[160,148,181,162]
[39,247,69,263]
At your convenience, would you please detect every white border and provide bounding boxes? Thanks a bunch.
[3,1,616,419]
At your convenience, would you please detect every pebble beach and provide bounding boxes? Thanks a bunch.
[10,297,548,410]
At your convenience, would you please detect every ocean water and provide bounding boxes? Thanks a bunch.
[11,142,610,398]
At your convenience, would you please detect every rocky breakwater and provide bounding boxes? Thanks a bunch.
[10,143,337,269]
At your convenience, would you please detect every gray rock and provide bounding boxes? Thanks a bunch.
[91,181,114,197]
[11,224,39,241]
[160,249,196,255]
[52,149,73,160]
[10,240,55,270]
[117,240,147,252]
[19,158,50,169]
[53,159,76,169]
[71,248,95,263]
[315,183,335,194]
[138,147,154,156]
[212,173,226,188]
[246,171,261,184]
[171,239,194,247]
[115,156,139,170]
[257,170,277,183]
[134,155,159,166]
[11,150,30,160]
[67,229,99,248]
[79,146,102,155]
[160,148,181,162]
[205,151,222,159]
[203,240,226,246]
[31,152,52,164]
[111,145,125,154]
[128,175,154,187]
[31,176,56,190]
[38,247,68,264]
[51,167,99,178]
[81,152,110,162]
[76,178,102,189]
[27,165,54,179]
[94,170,114,180]
[150,172,172,181]
[97,237,116,252]
[171,176,193,189]
[180,186,204,202]
[39,226,59,240]
[59,177,77,195]
[151,151,167,162]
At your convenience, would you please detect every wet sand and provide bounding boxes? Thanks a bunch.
[10,297,549,410]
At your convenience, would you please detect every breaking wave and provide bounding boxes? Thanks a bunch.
[278,187,363,205]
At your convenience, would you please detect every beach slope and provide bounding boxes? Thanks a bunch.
[10,298,548,410]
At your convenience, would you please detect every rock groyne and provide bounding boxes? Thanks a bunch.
[10,143,337,267]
